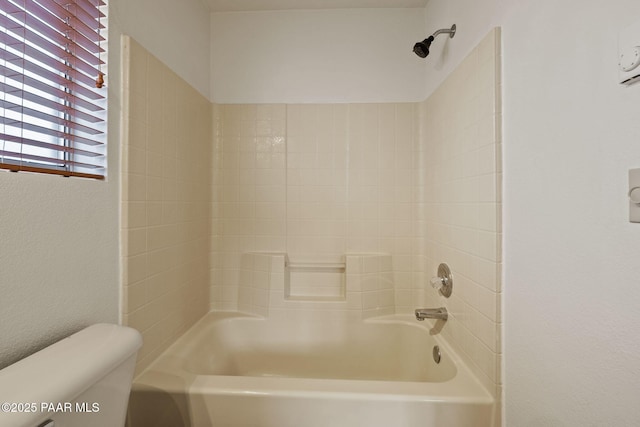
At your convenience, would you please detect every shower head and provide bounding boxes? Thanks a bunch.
[413,36,434,58]
[413,24,456,58]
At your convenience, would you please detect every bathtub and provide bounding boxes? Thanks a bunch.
[127,312,494,427]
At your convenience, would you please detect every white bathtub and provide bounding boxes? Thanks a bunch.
[128,312,495,427]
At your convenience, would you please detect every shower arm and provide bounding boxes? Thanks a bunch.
[413,23,457,59]
[432,24,456,39]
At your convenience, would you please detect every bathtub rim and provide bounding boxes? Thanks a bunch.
[181,311,459,383]
[133,311,494,405]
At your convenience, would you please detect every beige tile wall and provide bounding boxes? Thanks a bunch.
[237,252,394,319]
[211,104,418,311]
[346,254,395,318]
[121,30,501,401]
[286,104,348,259]
[345,104,418,313]
[209,104,223,308]
[238,252,272,317]
[210,104,287,310]
[418,28,502,398]
[121,37,212,373]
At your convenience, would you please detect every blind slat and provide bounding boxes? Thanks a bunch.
[0,133,101,157]
[19,0,106,54]
[0,82,102,123]
[0,64,104,112]
[0,13,103,77]
[49,0,106,32]
[0,99,103,135]
[34,0,105,44]
[0,150,102,169]
[0,117,104,147]
[0,31,99,88]
[0,0,105,66]
[1,48,104,100]
[70,0,106,20]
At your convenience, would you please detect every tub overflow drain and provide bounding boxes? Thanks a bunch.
[433,345,441,364]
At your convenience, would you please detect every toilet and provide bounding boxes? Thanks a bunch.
[0,324,142,427]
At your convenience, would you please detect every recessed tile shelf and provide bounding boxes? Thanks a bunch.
[238,252,394,318]
[286,260,347,300]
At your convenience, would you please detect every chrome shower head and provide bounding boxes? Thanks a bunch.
[413,24,456,58]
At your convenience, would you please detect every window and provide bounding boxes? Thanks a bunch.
[0,0,106,180]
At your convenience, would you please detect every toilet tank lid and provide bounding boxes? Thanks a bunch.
[0,324,142,416]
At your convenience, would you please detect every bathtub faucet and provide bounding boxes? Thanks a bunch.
[415,307,448,321]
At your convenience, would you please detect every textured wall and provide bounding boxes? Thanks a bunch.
[121,37,212,374]
[0,172,119,369]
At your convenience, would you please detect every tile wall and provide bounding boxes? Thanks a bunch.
[345,254,395,318]
[238,252,273,317]
[121,29,501,401]
[121,37,212,373]
[209,103,223,309]
[286,105,348,260]
[210,104,287,310]
[418,28,502,398]
[237,252,394,319]
[211,104,418,314]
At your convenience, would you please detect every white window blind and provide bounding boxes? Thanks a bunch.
[0,0,106,180]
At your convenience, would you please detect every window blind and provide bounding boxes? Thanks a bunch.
[0,0,106,180]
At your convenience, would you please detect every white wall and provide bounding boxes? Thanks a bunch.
[0,173,119,369]
[211,8,426,103]
[424,0,640,425]
[110,0,211,99]
[0,0,211,370]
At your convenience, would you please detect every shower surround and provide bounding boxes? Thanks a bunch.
[122,28,502,404]
[120,36,212,374]
[419,29,502,400]
[210,102,418,315]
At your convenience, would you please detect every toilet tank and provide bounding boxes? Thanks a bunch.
[0,324,142,427]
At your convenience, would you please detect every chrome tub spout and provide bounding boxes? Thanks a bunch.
[415,307,448,321]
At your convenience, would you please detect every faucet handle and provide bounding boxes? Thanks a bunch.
[430,276,447,290]
[429,263,453,298]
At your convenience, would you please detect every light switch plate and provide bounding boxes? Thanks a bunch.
[629,168,640,223]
